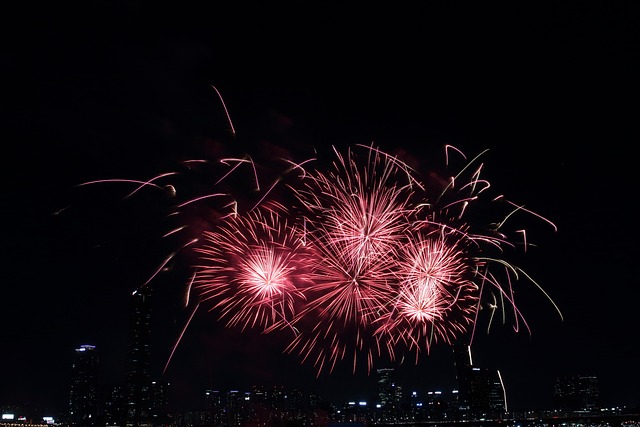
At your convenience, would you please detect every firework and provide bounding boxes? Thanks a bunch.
[282,144,415,373]
[373,227,479,363]
[69,90,560,377]
[280,143,559,374]
[193,200,311,332]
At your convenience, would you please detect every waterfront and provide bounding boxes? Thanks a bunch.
[362,412,640,427]
[373,413,640,427]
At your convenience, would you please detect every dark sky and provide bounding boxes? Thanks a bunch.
[3,1,639,417]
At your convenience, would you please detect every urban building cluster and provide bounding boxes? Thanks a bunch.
[1,288,629,427]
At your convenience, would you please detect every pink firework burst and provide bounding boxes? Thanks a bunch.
[285,144,418,374]
[193,201,310,333]
[295,145,416,266]
[374,227,479,362]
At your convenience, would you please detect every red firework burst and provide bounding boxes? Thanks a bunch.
[374,228,479,363]
[284,145,419,373]
[193,201,310,332]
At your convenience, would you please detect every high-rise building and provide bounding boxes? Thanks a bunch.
[467,367,507,417]
[376,367,400,422]
[103,384,126,427]
[225,390,251,426]
[553,375,600,413]
[376,367,395,408]
[125,287,153,427]
[453,342,473,413]
[204,390,223,426]
[452,343,507,418]
[68,344,99,427]
[149,381,170,426]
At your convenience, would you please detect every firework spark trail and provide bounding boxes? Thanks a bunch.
[355,143,426,191]
[210,85,236,137]
[163,300,200,375]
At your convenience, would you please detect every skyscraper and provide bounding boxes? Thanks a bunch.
[467,367,507,417]
[103,384,126,427]
[376,367,400,423]
[376,367,396,408]
[69,344,99,427]
[125,287,152,427]
[452,342,473,413]
[553,375,600,413]
[149,381,170,426]
[452,343,506,418]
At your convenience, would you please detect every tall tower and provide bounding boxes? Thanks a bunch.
[125,286,152,427]
[69,344,99,427]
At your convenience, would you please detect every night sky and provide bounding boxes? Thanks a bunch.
[3,1,639,417]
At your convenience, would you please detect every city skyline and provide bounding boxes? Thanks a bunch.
[0,340,615,423]
[3,1,639,420]
[0,312,630,418]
